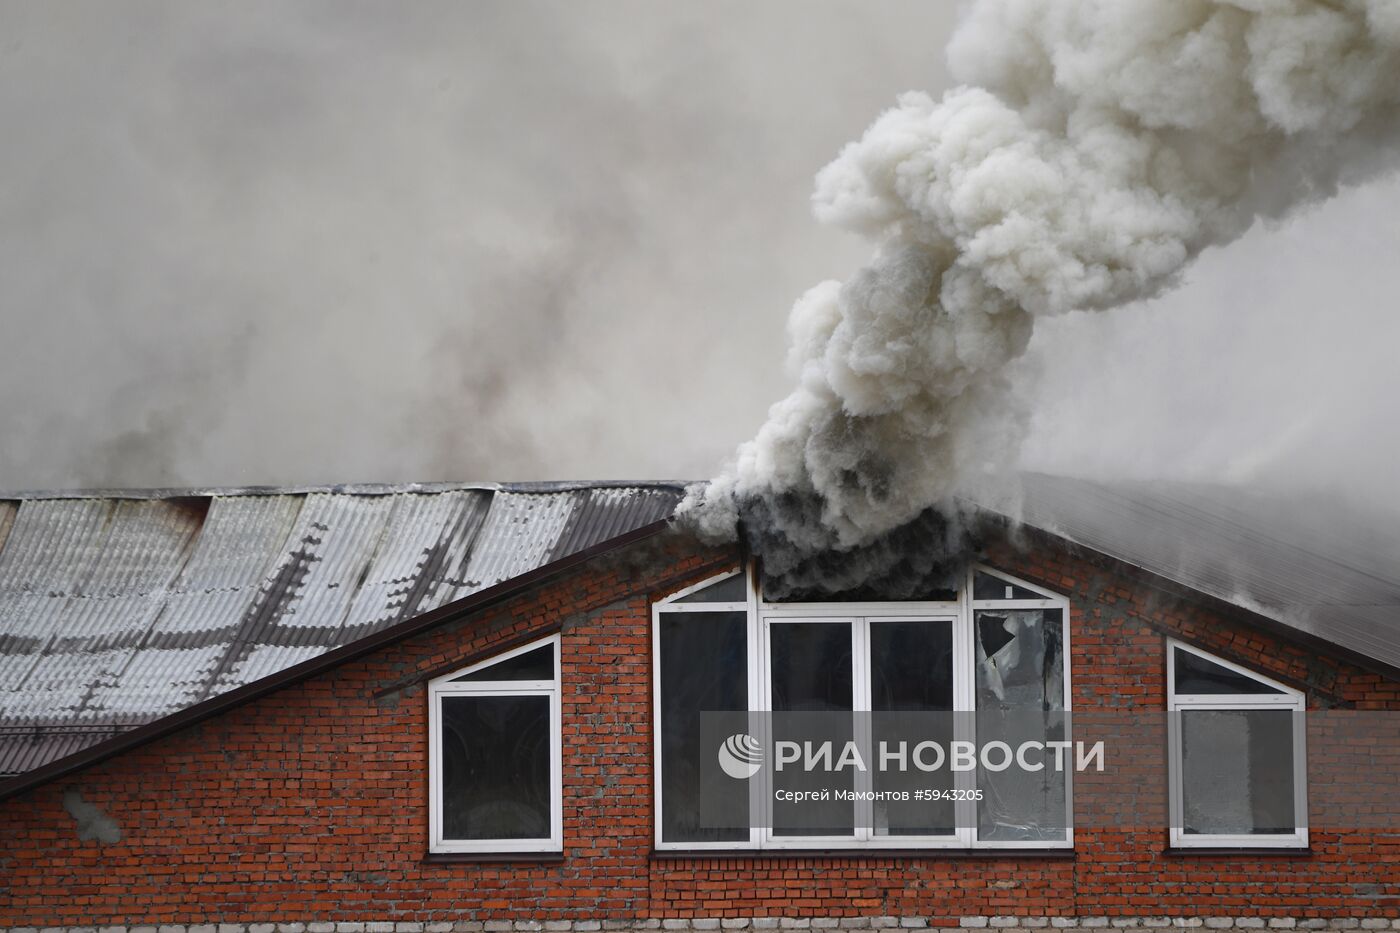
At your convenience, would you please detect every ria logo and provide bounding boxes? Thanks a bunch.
[717,732,763,779]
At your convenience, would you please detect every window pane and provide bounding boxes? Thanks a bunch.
[440,694,551,840]
[871,621,954,711]
[451,644,554,682]
[673,574,748,603]
[975,608,1067,842]
[771,622,853,712]
[770,622,854,836]
[973,571,1041,601]
[871,621,955,836]
[1174,647,1285,696]
[658,610,748,843]
[1181,708,1296,836]
[976,609,1064,711]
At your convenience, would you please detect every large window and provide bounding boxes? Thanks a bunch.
[428,635,562,854]
[652,565,1071,850]
[1166,639,1307,848]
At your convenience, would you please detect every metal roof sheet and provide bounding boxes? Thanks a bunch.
[6,473,1393,782]
[339,490,493,632]
[547,486,684,562]
[457,491,579,595]
[0,502,16,558]
[0,483,686,775]
[0,724,126,778]
[976,473,1400,673]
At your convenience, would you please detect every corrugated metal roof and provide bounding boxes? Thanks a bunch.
[6,472,1393,783]
[0,482,686,776]
[339,490,492,632]
[457,492,579,595]
[976,473,1400,673]
[0,502,17,558]
[0,724,126,778]
[547,486,683,562]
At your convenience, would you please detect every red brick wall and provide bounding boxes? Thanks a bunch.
[1,530,1397,925]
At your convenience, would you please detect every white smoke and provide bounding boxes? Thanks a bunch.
[681,0,1400,584]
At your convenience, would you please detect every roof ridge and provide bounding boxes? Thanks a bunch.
[0,480,696,501]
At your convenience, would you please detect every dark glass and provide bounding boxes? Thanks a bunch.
[973,571,1041,601]
[871,621,954,712]
[1174,647,1285,695]
[1182,708,1296,835]
[451,644,554,682]
[659,610,749,843]
[770,622,854,836]
[870,621,956,836]
[673,574,748,603]
[440,694,551,840]
[770,623,853,712]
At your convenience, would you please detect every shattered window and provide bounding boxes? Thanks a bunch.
[651,564,1073,851]
[428,635,561,853]
[974,608,1068,843]
[1167,641,1306,848]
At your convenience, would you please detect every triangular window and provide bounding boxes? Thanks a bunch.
[1172,645,1285,696]
[672,572,748,604]
[451,644,554,683]
[973,570,1042,601]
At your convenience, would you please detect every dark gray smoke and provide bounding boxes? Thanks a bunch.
[0,1,960,490]
[681,0,1400,596]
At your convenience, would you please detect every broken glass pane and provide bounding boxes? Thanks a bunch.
[1181,708,1296,835]
[1174,647,1285,696]
[975,609,1067,842]
[975,610,1064,711]
[673,573,748,603]
[451,644,554,682]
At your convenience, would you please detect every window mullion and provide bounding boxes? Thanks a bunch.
[854,618,872,843]
[957,573,978,848]
[749,579,764,850]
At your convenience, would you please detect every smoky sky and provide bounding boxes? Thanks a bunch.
[1,1,1398,512]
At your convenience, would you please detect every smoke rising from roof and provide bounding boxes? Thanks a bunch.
[0,2,959,492]
[680,0,1400,590]
[2,0,1400,544]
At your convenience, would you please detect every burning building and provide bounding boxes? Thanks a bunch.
[4,0,1400,928]
[0,475,1398,927]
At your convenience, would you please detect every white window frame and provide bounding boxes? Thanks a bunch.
[964,563,1075,849]
[1166,638,1308,849]
[428,633,563,854]
[651,564,1072,851]
[651,568,760,851]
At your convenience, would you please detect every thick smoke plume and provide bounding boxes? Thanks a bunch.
[680,0,1400,596]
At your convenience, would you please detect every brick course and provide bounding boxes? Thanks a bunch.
[1,530,1397,925]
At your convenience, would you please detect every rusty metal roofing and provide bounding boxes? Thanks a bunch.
[0,482,684,777]
[976,473,1400,675]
